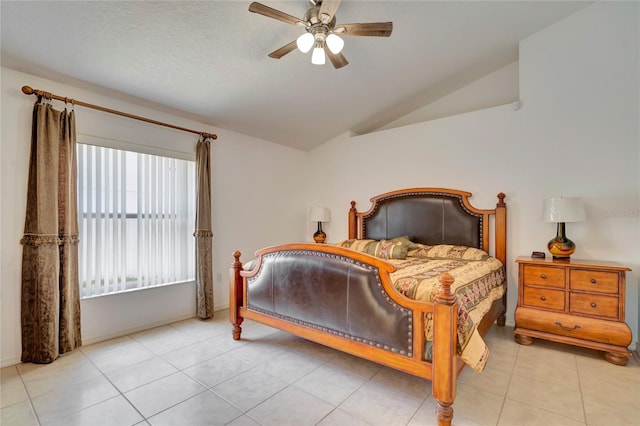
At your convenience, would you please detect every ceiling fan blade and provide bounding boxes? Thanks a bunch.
[335,22,393,37]
[268,40,298,59]
[319,0,341,24]
[324,46,348,69]
[249,2,305,26]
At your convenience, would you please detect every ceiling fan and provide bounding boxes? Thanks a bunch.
[248,0,393,69]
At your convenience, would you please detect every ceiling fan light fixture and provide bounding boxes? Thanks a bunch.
[248,1,393,69]
[311,42,326,65]
[296,32,314,53]
[326,33,344,54]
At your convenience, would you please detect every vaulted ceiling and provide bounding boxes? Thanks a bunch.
[1,1,591,150]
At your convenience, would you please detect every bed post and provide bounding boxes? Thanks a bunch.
[432,272,457,426]
[495,193,507,326]
[229,250,244,340]
[348,201,358,239]
[494,193,507,266]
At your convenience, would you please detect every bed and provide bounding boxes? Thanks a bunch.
[229,188,507,426]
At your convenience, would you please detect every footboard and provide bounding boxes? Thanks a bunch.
[246,246,415,354]
[230,243,460,425]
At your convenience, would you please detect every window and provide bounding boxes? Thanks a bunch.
[77,143,196,298]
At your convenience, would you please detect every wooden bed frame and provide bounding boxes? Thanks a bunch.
[229,188,507,426]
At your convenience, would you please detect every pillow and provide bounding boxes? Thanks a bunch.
[406,243,433,258]
[335,239,408,260]
[413,244,490,261]
[390,235,421,250]
[242,259,258,271]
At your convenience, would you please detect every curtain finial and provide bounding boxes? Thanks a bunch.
[200,132,217,141]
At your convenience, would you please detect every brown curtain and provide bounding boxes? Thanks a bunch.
[20,100,82,363]
[195,135,214,318]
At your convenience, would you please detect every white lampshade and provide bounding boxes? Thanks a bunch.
[296,33,314,53]
[542,197,586,223]
[326,33,344,54]
[309,206,330,222]
[311,43,325,65]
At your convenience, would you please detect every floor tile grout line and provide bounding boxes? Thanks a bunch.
[502,345,589,426]
[25,358,130,425]
[8,320,227,425]
[214,334,342,416]
[123,321,246,424]
[142,387,222,424]
[494,342,521,426]
[574,352,589,426]
[14,364,42,426]
[132,318,237,423]
[88,323,221,424]
[150,323,289,420]
[74,342,148,425]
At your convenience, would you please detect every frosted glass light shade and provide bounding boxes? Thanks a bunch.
[296,33,314,53]
[542,197,586,222]
[311,45,325,65]
[326,34,344,54]
[309,206,330,222]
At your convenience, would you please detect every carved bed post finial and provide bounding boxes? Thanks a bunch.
[436,272,456,305]
[229,250,244,340]
[348,200,358,239]
[496,192,506,207]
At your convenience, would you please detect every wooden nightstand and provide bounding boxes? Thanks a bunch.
[514,256,632,365]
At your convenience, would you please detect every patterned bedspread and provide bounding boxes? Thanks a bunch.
[388,244,505,372]
[336,238,505,372]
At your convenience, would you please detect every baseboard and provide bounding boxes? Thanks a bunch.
[1,355,22,369]
[81,312,197,346]
[214,303,229,313]
[82,303,229,346]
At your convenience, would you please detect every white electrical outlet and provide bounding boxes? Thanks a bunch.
[216,272,223,283]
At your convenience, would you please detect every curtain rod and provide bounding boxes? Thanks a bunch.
[21,85,217,140]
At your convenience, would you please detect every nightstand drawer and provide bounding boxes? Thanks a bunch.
[515,307,632,346]
[570,293,619,319]
[570,270,619,294]
[523,265,565,288]
[523,286,565,310]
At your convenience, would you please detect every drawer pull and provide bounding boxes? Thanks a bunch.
[590,279,597,284]
[591,302,597,308]
[540,296,546,301]
[555,322,581,332]
[540,274,547,279]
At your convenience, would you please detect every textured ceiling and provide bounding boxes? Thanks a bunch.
[1,1,591,151]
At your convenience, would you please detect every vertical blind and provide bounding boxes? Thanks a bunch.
[77,143,195,298]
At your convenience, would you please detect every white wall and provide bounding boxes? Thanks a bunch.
[308,1,639,347]
[1,67,307,366]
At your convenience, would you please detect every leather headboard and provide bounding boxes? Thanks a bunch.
[361,190,483,249]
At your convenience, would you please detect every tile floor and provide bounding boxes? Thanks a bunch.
[1,311,639,426]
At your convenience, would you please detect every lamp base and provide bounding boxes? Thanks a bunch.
[547,222,575,260]
[313,222,326,243]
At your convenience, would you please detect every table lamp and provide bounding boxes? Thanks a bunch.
[309,206,330,243]
[542,197,586,260]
